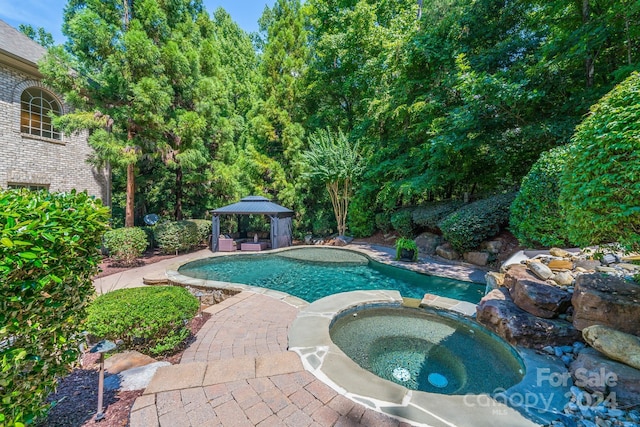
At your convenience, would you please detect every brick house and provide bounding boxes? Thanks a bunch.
[0,19,110,204]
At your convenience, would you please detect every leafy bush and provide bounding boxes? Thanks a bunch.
[510,146,571,248]
[1,189,109,426]
[412,200,463,231]
[560,72,640,251]
[103,227,149,264]
[348,194,376,237]
[86,286,199,356]
[154,220,200,254]
[190,219,212,244]
[439,192,517,252]
[375,212,392,234]
[390,209,414,237]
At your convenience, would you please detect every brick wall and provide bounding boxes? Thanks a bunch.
[0,63,110,204]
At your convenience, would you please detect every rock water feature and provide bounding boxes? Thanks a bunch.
[477,248,640,426]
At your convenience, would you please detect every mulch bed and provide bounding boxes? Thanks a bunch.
[93,249,182,279]
[38,305,211,427]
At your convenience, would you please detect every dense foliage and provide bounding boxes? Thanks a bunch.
[412,201,463,232]
[560,72,640,251]
[439,192,517,252]
[153,220,203,254]
[0,190,109,426]
[38,0,640,246]
[103,227,149,264]
[510,146,571,248]
[86,286,199,356]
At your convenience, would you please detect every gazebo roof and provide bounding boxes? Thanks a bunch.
[211,196,294,218]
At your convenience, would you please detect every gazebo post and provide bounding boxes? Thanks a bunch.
[211,215,220,251]
[270,215,277,250]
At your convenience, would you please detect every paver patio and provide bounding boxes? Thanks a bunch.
[129,292,412,427]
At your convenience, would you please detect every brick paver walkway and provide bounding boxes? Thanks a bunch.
[129,292,410,427]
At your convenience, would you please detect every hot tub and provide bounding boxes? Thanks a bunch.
[329,305,524,395]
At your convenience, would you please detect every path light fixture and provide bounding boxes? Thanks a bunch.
[90,340,117,421]
[194,291,204,317]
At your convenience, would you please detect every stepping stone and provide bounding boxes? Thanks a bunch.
[105,350,158,374]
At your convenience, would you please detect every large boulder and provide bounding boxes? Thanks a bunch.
[414,232,442,255]
[463,251,490,266]
[582,325,640,370]
[476,288,581,348]
[572,274,640,335]
[505,265,572,318]
[570,348,640,407]
[435,242,459,260]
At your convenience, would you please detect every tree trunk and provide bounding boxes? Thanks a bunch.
[582,0,595,87]
[125,161,135,227]
[174,166,183,221]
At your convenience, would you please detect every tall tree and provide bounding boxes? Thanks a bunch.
[41,0,208,226]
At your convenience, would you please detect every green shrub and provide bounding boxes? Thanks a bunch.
[103,227,149,264]
[1,189,109,426]
[560,72,640,251]
[510,146,571,248]
[390,209,414,237]
[412,200,463,231]
[439,192,517,252]
[375,212,392,234]
[348,194,376,237]
[86,286,199,356]
[154,220,200,254]
[190,219,212,244]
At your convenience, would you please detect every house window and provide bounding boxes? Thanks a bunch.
[20,87,62,140]
[8,183,50,191]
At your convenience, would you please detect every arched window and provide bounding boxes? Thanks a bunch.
[20,87,62,140]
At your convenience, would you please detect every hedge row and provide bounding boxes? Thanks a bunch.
[1,190,109,426]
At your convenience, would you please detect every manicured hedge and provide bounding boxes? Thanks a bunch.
[0,189,109,426]
[560,72,640,251]
[510,146,571,248]
[412,200,463,231]
[190,219,212,244]
[86,286,199,356]
[153,220,202,254]
[439,192,516,252]
[103,226,149,264]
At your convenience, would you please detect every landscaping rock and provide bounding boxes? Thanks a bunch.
[572,274,640,335]
[104,350,158,375]
[476,288,581,348]
[548,259,574,270]
[484,271,505,293]
[582,325,640,370]
[481,239,503,254]
[435,242,459,260]
[414,232,441,255]
[570,348,640,407]
[551,271,574,287]
[549,248,573,258]
[463,251,490,266]
[508,272,572,318]
[574,259,601,271]
[527,260,554,280]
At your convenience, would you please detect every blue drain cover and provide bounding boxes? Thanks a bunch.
[428,373,448,388]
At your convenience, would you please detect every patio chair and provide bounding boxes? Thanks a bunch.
[218,237,237,252]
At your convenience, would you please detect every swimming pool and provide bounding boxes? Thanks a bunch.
[177,247,484,303]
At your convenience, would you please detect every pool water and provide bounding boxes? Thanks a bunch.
[330,306,524,395]
[178,248,484,303]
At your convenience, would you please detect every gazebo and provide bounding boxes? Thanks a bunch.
[210,196,294,252]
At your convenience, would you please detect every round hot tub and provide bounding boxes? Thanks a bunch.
[329,305,524,395]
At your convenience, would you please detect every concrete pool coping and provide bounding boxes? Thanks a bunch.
[288,290,571,427]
